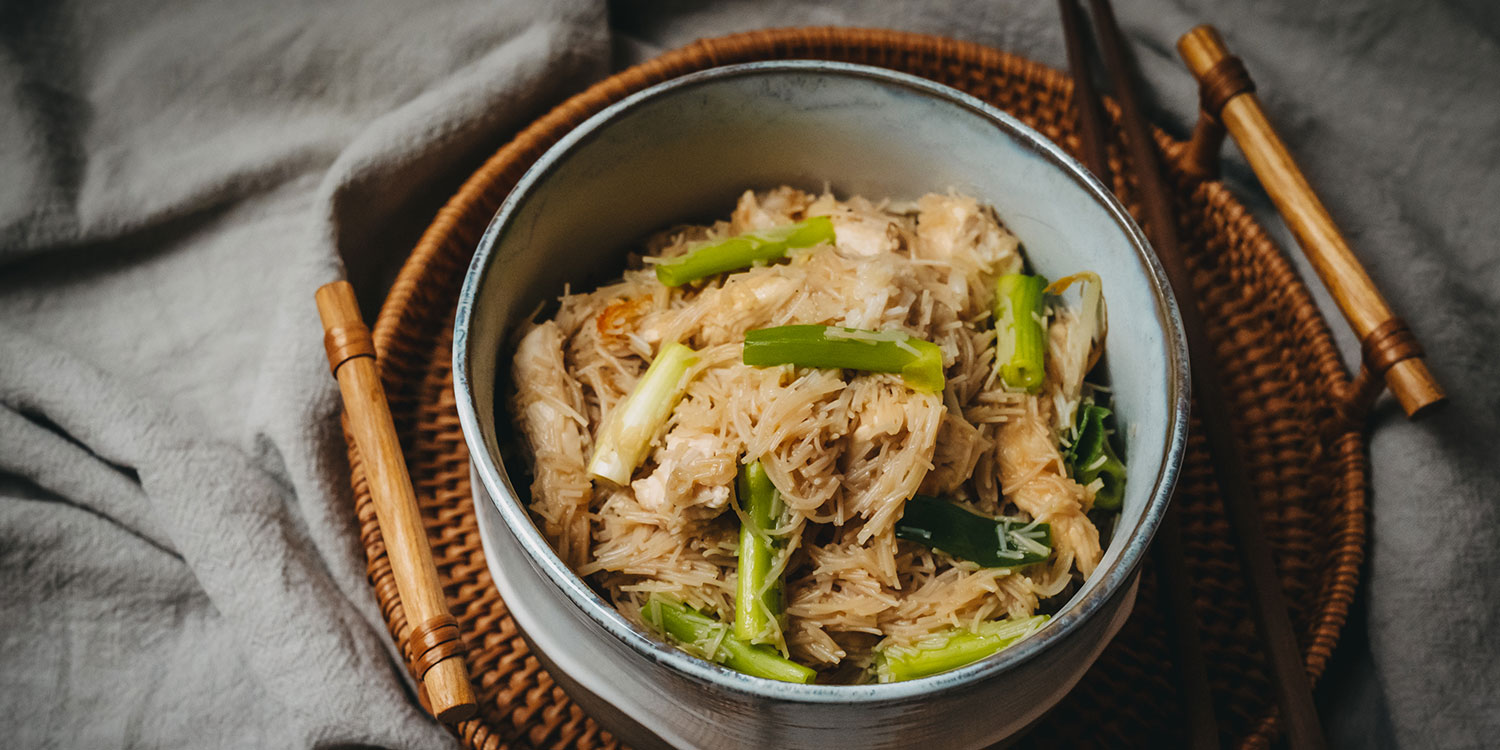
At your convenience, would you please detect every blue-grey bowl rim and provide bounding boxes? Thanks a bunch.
[452,59,1190,705]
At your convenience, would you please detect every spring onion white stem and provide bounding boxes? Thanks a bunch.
[587,342,698,485]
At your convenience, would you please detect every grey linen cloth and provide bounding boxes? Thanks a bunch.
[1,1,1495,748]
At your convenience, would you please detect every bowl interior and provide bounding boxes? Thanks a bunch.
[454,61,1186,696]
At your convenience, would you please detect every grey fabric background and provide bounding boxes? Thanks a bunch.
[1,1,1494,748]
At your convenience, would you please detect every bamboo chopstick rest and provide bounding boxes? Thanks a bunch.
[316,281,478,724]
[1177,25,1446,419]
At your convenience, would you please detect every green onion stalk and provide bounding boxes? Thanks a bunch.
[742,324,945,393]
[893,495,1052,568]
[735,460,786,646]
[654,216,835,287]
[876,615,1050,683]
[1064,403,1127,510]
[586,342,698,485]
[994,273,1048,393]
[643,595,816,684]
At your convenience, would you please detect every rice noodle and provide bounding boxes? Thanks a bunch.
[509,187,1107,677]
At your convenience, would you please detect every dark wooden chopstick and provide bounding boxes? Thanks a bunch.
[1063,2,1329,748]
[1059,0,1113,188]
[1058,3,1221,749]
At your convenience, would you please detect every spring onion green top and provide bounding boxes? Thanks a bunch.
[734,460,787,645]
[1064,402,1127,510]
[742,324,946,393]
[994,273,1048,393]
[894,496,1053,568]
[654,216,835,287]
[644,595,815,684]
[876,615,1050,683]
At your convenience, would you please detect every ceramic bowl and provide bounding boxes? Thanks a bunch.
[454,60,1189,750]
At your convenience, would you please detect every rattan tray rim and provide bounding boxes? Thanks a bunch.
[351,26,1367,750]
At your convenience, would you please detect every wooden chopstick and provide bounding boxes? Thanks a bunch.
[1057,3,1222,749]
[1059,0,1113,188]
[1176,26,1445,419]
[316,281,478,724]
[1067,2,1329,748]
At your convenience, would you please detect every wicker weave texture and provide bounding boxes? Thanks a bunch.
[345,27,1366,750]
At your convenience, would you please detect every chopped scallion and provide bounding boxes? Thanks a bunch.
[876,615,1050,682]
[742,324,945,393]
[894,495,1052,568]
[734,460,786,645]
[586,342,698,485]
[994,273,1048,393]
[654,216,835,287]
[643,595,816,684]
[1064,403,1127,510]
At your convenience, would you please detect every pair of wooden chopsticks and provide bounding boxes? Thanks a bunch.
[1058,4,1445,748]
[1059,6,1228,748]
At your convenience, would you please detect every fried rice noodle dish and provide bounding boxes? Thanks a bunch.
[509,186,1122,684]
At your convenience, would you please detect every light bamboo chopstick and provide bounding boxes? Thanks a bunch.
[316,281,478,724]
[1177,25,1445,419]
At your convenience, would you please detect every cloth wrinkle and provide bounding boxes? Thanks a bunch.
[0,2,1495,748]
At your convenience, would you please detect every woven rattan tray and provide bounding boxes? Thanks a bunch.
[347,27,1366,750]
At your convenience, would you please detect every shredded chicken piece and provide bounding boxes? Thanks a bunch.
[510,321,595,570]
[731,186,812,232]
[995,397,1103,579]
[808,193,908,258]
